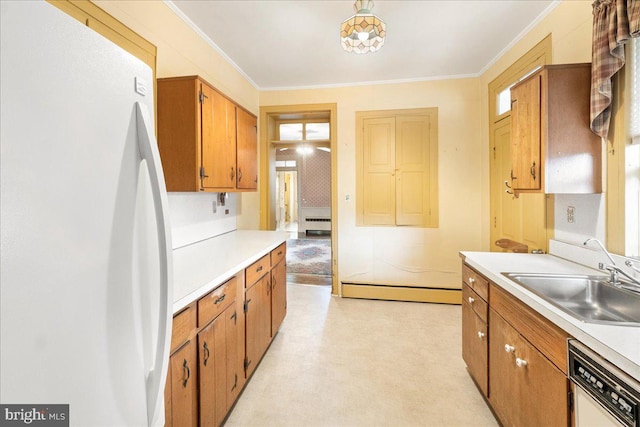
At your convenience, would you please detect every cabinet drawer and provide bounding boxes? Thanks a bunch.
[462,264,489,301]
[197,276,237,327]
[171,303,196,353]
[490,283,570,374]
[462,283,488,323]
[246,254,270,287]
[270,243,286,267]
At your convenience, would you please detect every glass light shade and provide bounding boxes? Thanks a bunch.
[340,1,386,54]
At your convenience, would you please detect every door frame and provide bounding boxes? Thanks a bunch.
[488,35,553,252]
[259,103,338,295]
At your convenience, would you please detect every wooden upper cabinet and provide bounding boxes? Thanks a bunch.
[202,84,236,190]
[236,109,258,190]
[509,64,602,194]
[157,76,257,192]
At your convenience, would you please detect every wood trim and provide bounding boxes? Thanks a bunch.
[47,0,156,70]
[259,103,339,296]
[488,34,553,253]
[341,283,461,304]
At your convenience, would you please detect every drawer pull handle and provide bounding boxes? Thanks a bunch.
[477,331,485,339]
[469,277,475,284]
[256,266,263,273]
[214,294,226,305]
[277,251,283,256]
[468,296,475,304]
[516,357,528,368]
[504,344,515,353]
[182,359,191,387]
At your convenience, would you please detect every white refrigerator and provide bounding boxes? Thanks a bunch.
[1,1,173,426]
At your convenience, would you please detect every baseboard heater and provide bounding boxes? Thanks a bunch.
[304,217,331,234]
[341,282,461,305]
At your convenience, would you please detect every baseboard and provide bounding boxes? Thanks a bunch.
[341,283,461,304]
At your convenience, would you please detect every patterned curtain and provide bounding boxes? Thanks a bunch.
[590,0,640,139]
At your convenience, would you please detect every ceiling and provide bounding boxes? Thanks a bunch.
[168,0,558,90]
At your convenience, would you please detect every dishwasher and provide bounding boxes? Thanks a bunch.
[569,340,640,427]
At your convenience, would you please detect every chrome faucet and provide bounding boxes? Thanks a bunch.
[583,238,640,293]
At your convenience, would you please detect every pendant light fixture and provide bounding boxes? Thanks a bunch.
[340,0,386,54]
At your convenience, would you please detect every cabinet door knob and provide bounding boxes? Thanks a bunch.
[469,277,475,284]
[516,357,528,368]
[477,331,485,339]
[468,296,475,304]
[504,344,515,353]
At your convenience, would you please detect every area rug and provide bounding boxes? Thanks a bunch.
[286,239,331,276]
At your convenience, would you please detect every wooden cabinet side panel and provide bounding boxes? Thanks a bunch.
[545,65,602,193]
[213,314,227,427]
[490,283,570,374]
[236,109,258,190]
[157,78,200,192]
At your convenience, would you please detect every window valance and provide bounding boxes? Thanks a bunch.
[590,0,640,139]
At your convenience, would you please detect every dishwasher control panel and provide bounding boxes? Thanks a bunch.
[569,340,640,427]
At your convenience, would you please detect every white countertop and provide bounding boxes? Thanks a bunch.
[172,230,289,313]
[460,249,640,382]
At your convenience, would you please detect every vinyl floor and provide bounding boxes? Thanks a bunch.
[225,284,498,427]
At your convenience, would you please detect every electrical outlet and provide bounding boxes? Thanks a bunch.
[567,206,575,223]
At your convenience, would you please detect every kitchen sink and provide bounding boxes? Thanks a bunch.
[502,273,640,326]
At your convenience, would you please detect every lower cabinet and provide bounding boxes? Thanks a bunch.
[489,309,570,426]
[244,273,271,378]
[199,303,241,427]
[461,261,571,427]
[165,243,287,426]
[167,340,198,427]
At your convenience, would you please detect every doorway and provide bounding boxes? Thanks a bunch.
[276,170,298,234]
[259,104,338,293]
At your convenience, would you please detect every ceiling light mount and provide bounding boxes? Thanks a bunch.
[340,0,386,54]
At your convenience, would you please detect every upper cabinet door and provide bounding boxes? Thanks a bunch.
[236,109,258,190]
[201,85,237,190]
[510,74,541,191]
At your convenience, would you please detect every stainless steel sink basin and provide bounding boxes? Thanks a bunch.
[503,273,640,326]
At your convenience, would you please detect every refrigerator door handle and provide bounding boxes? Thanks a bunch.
[135,102,173,427]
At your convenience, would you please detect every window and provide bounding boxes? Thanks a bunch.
[356,108,439,227]
[278,121,330,141]
[630,38,639,144]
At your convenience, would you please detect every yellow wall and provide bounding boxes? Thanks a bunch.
[94,0,262,230]
[261,79,483,288]
[96,0,599,286]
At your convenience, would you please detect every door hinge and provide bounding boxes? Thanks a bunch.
[244,357,251,372]
[568,390,574,412]
[493,145,496,159]
[494,216,497,228]
[200,166,207,180]
[243,299,251,313]
[199,91,205,103]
